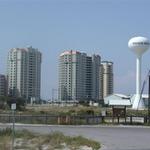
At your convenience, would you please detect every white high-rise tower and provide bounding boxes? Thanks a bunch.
[7,46,42,101]
[128,36,150,109]
[58,50,101,102]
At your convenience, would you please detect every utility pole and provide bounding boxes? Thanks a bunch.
[148,75,150,124]
[11,103,16,150]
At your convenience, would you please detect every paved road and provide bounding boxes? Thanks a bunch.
[0,124,150,150]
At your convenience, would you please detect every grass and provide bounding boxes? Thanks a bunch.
[0,128,101,150]
[25,105,102,116]
[1,104,149,117]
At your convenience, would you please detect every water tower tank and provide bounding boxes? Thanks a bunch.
[128,36,150,56]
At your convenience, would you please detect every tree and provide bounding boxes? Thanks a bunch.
[0,96,25,111]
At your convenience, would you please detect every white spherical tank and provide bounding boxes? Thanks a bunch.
[128,36,150,56]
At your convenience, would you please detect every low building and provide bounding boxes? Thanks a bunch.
[104,94,131,107]
[104,94,131,118]
[104,93,149,109]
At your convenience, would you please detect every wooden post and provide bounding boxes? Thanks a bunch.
[117,116,119,124]
[112,106,114,124]
[65,116,70,124]
[57,116,61,124]
[124,106,127,124]
[45,114,47,124]
[130,116,132,124]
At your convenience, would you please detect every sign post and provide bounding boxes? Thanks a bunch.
[101,110,106,123]
[11,103,16,150]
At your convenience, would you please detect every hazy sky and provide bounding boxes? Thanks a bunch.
[0,0,150,99]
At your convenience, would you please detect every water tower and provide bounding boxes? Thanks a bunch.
[128,36,150,109]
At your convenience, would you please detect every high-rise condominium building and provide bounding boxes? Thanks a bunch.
[7,46,42,101]
[0,74,7,96]
[101,61,113,98]
[58,50,101,102]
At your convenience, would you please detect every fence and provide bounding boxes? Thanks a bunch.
[0,114,149,125]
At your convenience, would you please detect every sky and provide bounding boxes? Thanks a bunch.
[0,0,150,99]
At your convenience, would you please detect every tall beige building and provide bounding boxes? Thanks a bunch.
[101,61,113,98]
[7,46,42,101]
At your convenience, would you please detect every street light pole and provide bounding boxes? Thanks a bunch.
[12,109,15,150]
